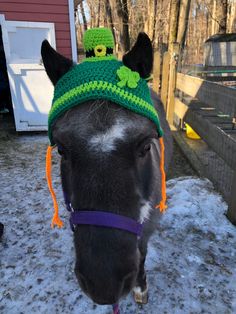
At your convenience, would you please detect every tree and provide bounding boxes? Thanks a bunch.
[74,0,81,11]
[105,0,116,41]
[152,0,158,45]
[177,0,192,51]
[144,0,158,45]
[218,0,228,34]
[228,0,236,32]
[206,0,228,35]
[80,1,87,31]
[96,0,101,27]
[168,0,181,49]
[109,0,130,53]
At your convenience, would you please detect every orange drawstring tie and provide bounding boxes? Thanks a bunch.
[46,145,64,228]
[45,137,167,229]
[156,137,167,213]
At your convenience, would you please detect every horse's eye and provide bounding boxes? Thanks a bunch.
[138,142,151,157]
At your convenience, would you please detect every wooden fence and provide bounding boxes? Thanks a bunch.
[153,50,236,225]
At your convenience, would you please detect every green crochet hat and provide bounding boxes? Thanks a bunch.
[48,28,163,145]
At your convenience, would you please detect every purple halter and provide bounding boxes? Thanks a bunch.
[63,192,143,237]
[70,211,143,236]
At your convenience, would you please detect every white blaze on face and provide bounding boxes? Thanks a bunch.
[89,119,128,153]
[139,201,153,223]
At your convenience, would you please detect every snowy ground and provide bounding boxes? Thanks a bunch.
[0,134,235,314]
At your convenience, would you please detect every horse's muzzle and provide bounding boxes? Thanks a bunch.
[76,268,137,305]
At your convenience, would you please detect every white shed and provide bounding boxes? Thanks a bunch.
[0,0,77,132]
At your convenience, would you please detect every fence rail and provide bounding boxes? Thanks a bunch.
[153,50,236,225]
[176,73,236,116]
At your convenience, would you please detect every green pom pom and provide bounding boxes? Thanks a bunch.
[83,28,115,52]
[117,66,140,89]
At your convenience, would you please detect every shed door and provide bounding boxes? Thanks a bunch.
[0,16,56,131]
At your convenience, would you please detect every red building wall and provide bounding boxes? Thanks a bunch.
[0,0,72,59]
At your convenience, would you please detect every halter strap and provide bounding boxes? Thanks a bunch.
[63,191,143,236]
[70,210,143,237]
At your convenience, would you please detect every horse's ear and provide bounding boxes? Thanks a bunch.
[122,32,153,79]
[41,40,74,85]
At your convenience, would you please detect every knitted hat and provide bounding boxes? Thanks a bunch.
[45,28,166,228]
[48,28,163,145]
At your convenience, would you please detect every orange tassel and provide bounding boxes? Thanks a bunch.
[46,145,64,228]
[156,137,167,213]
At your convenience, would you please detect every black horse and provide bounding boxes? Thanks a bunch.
[41,33,173,306]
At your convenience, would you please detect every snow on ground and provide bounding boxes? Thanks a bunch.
[0,135,235,314]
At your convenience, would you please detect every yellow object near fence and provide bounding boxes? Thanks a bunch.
[186,123,201,139]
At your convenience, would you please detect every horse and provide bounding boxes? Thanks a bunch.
[41,32,173,306]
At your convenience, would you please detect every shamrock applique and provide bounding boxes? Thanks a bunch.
[117,66,140,89]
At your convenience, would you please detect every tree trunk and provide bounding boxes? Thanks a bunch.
[152,0,158,45]
[211,0,228,34]
[74,0,81,11]
[109,0,130,54]
[97,0,101,27]
[168,0,181,49]
[211,0,217,35]
[105,0,116,43]
[76,17,84,56]
[99,1,105,27]
[144,0,157,43]
[177,0,191,51]
[218,0,228,34]
[80,1,87,31]
[144,0,149,34]
[118,0,130,52]
[228,1,236,32]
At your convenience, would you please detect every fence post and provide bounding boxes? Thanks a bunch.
[227,170,236,225]
[160,51,171,110]
[152,51,161,94]
[166,43,179,126]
